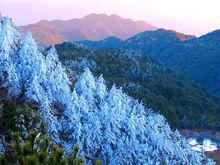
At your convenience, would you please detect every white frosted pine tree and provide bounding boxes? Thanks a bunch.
[0,15,215,165]
[0,38,20,97]
[75,67,96,105]
[39,94,60,143]
[46,46,71,103]
[0,17,20,97]
[0,16,20,51]
[95,74,107,100]
[17,32,45,83]
[25,73,43,103]
[59,91,82,151]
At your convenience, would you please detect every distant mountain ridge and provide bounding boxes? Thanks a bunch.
[18,13,158,46]
[77,29,196,49]
[76,29,220,98]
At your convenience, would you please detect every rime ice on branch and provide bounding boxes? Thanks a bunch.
[0,16,215,164]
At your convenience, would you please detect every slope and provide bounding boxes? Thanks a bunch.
[55,43,220,130]
[0,15,215,164]
[77,29,220,98]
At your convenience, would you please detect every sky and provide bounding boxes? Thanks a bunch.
[0,0,220,36]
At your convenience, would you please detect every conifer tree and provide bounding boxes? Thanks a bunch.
[0,15,215,165]
[17,32,45,83]
[0,38,20,98]
[46,46,71,104]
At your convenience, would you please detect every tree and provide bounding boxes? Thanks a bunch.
[0,131,85,165]
[75,68,96,105]
[46,46,71,104]
[39,94,60,142]
[25,73,43,103]
[0,38,20,98]
[17,32,45,84]
[0,16,20,52]
[95,75,107,100]
[0,15,215,164]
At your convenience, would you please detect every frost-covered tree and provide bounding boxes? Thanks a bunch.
[25,73,43,103]
[65,69,215,164]
[95,75,107,100]
[75,68,96,105]
[39,95,60,143]
[46,46,71,103]
[17,32,45,84]
[0,15,215,165]
[0,34,20,97]
[0,16,20,51]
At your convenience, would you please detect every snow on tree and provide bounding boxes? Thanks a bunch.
[17,31,45,84]
[67,69,215,164]
[0,17,60,142]
[0,15,215,164]
[0,35,20,98]
[3,62,20,97]
[25,73,43,103]
[39,94,60,143]
[75,67,96,104]
[95,74,107,100]
[0,16,20,51]
[46,45,71,103]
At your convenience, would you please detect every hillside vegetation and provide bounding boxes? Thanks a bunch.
[77,29,220,98]
[56,43,220,130]
[0,16,215,164]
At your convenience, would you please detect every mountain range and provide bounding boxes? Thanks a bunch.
[18,13,158,46]
[76,29,220,99]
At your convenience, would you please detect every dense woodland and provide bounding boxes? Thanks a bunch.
[0,16,216,164]
[77,29,220,99]
[56,43,220,130]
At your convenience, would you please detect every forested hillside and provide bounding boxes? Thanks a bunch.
[77,29,220,98]
[56,43,220,130]
[0,16,215,164]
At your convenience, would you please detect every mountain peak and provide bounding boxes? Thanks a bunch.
[130,28,196,41]
[19,13,158,46]
[110,14,121,19]
[201,29,220,40]
[82,13,109,20]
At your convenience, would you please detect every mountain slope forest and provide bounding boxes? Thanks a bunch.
[76,29,220,99]
[55,43,220,131]
[0,16,216,164]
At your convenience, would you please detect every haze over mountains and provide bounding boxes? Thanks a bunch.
[19,13,158,46]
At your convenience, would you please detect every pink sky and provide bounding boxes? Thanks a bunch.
[0,0,220,36]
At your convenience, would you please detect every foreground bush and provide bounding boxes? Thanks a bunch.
[0,131,86,165]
